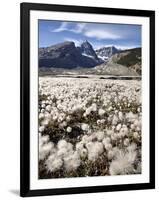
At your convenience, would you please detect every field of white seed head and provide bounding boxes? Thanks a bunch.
[38,77,142,179]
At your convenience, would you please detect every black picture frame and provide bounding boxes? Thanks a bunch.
[20,2,155,197]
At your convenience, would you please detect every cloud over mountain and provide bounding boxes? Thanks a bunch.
[51,22,122,40]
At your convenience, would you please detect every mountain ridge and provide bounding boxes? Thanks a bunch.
[39,41,102,69]
[39,40,141,76]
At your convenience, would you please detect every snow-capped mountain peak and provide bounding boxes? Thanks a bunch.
[96,46,120,61]
[79,40,99,60]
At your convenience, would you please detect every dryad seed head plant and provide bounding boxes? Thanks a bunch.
[38,77,142,178]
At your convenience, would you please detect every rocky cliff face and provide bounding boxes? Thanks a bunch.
[39,41,102,69]
[79,40,99,60]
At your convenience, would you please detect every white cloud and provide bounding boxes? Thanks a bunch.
[51,22,122,41]
[72,23,86,33]
[52,22,69,32]
[84,29,121,40]
[51,22,86,34]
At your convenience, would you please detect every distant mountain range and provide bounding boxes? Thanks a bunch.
[39,40,141,76]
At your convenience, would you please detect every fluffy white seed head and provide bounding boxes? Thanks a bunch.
[39,113,45,119]
[57,147,67,157]
[112,115,119,125]
[106,129,114,136]
[109,149,137,175]
[45,153,63,172]
[133,132,139,139]
[81,123,89,131]
[39,126,45,132]
[118,111,123,121]
[98,108,105,116]
[39,142,54,161]
[64,151,81,172]
[116,123,122,131]
[86,142,104,162]
[91,103,97,112]
[95,131,105,141]
[57,140,68,149]
[102,137,111,145]
[46,105,51,112]
[66,126,72,133]
[124,138,130,146]
[76,142,84,152]
[104,143,112,151]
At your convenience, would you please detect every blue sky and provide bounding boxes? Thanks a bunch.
[39,20,141,50]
